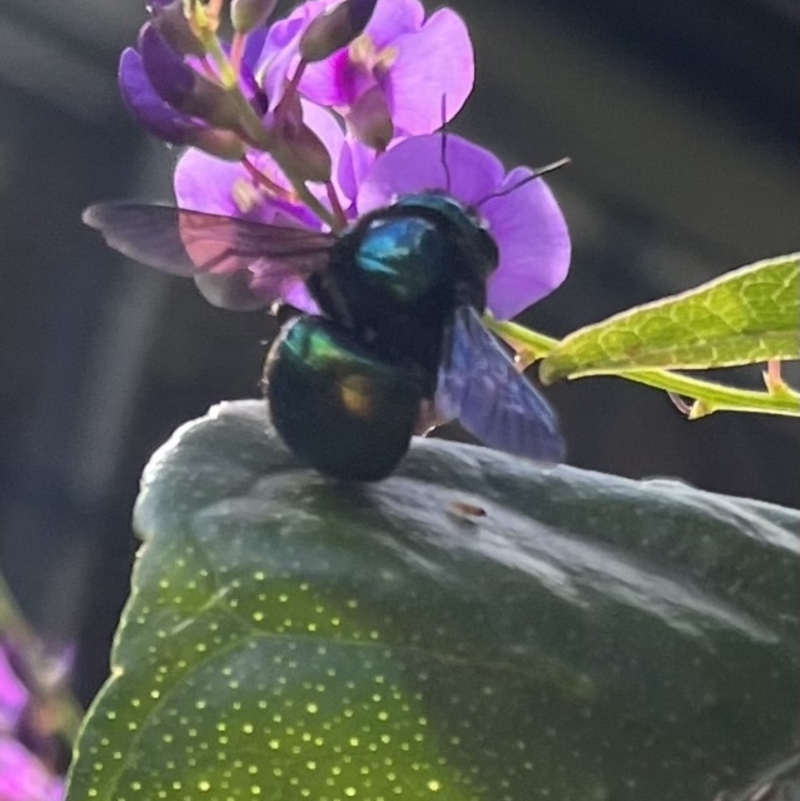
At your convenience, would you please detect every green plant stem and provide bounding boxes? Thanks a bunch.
[283,166,339,229]
[486,317,800,418]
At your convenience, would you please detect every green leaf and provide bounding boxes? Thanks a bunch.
[487,316,800,418]
[67,401,799,801]
[540,253,800,383]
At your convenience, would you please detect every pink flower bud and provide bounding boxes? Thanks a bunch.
[298,0,378,63]
[139,24,244,131]
[347,85,393,150]
[150,0,205,57]
[230,0,279,33]
[274,122,332,184]
[192,129,248,161]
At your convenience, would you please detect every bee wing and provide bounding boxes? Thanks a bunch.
[83,201,336,310]
[435,305,566,463]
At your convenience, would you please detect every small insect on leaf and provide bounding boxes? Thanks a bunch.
[448,500,487,523]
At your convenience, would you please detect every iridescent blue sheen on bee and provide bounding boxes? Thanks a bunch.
[315,194,496,381]
[83,191,565,481]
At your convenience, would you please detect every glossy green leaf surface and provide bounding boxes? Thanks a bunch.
[67,401,799,801]
[540,253,800,383]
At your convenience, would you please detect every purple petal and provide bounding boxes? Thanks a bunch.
[337,136,377,202]
[282,281,317,311]
[386,8,474,135]
[299,100,356,205]
[298,0,424,109]
[0,739,63,801]
[241,26,269,72]
[364,0,425,47]
[174,101,344,224]
[119,49,244,158]
[174,149,247,216]
[0,649,27,732]
[357,134,570,319]
[173,148,311,227]
[257,2,326,109]
[482,166,571,318]
[299,48,357,107]
[173,149,320,313]
[357,133,504,211]
[137,23,195,109]
[173,133,336,315]
[250,272,318,313]
[118,48,203,144]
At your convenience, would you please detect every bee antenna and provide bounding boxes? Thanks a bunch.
[440,94,452,194]
[475,156,571,208]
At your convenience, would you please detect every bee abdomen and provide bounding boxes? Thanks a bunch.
[264,316,423,482]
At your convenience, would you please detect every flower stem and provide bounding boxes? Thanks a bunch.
[204,33,239,88]
[282,59,308,109]
[326,182,348,231]
[272,161,338,231]
[288,175,337,229]
[206,0,224,20]
[485,316,800,418]
[189,2,238,88]
[238,121,337,228]
[230,31,248,75]
[197,55,218,81]
[241,156,293,200]
[241,156,341,233]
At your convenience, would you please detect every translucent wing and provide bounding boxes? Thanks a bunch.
[436,306,566,463]
[83,201,336,310]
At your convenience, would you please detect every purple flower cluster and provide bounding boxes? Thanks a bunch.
[120,0,570,318]
[0,642,66,801]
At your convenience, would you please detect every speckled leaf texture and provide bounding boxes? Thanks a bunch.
[540,253,800,382]
[66,401,799,801]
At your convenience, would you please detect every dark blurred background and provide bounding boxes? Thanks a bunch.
[0,0,797,705]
